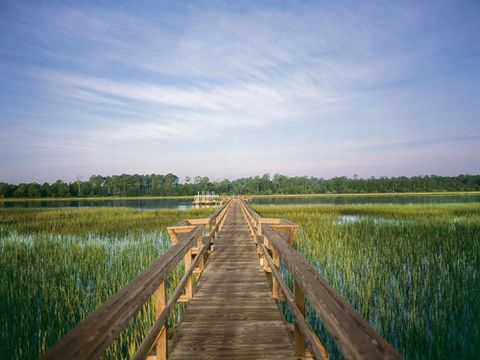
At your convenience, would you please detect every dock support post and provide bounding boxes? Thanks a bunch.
[272,247,281,299]
[195,234,205,274]
[184,249,193,300]
[154,282,167,360]
[262,235,271,273]
[294,281,306,357]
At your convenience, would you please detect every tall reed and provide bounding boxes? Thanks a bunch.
[255,204,480,359]
[0,207,211,359]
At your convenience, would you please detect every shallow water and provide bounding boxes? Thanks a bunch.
[252,194,480,206]
[1,194,479,209]
[336,215,405,225]
[0,198,193,210]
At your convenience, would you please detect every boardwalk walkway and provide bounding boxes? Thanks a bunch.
[169,201,295,359]
[44,198,401,360]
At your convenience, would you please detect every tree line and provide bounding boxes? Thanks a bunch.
[0,173,479,198]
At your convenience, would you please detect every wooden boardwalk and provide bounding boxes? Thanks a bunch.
[169,201,295,359]
[44,198,401,360]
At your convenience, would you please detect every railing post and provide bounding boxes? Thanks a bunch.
[294,281,306,357]
[211,219,217,239]
[154,282,167,360]
[205,221,210,237]
[167,229,178,246]
[262,234,271,273]
[195,233,205,274]
[288,227,298,245]
[271,247,281,300]
[184,249,193,300]
[242,203,256,243]
[256,219,262,236]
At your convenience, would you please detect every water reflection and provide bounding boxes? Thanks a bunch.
[251,195,480,206]
[0,198,193,210]
[1,194,479,209]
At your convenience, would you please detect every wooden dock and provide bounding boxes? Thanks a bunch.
[43,198,402,360]
[193,193,221,207]
[168,201,294,359]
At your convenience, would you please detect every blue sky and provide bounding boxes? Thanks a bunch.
[0,0,479,183]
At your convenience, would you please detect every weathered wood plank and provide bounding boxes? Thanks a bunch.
[262,243,327,360]
[239,199,402,360]
[133,235,213,359]
[169,202,295,359]
[263,223,401,360]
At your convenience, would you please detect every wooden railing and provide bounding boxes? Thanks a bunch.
[238,199,402,360]
[43,197,401,360]
[42,199,233,360]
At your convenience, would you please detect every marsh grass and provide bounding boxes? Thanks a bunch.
[255,204,480,359]
[0,207,211,359]
[2,204,479,359]
[0,207,212,236]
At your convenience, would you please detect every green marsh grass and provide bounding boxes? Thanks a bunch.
[2,204,479,359]
[0,207,211,359]
[255,204,480,359]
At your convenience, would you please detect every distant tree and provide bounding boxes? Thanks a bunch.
[50,180,70,197]
[13,184,28,197]
[79,181,92,197]
[2,173,480,198]
[27,183,41,198]
[194,176,211,193]
[89,175,107,196]
[216,179,231,194]
[75,175,82,195]
[40,183,51,197]
[0,182,15,198]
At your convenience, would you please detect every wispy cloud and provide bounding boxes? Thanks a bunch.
[1,1,479,182]
[35,69,340,143]
[362,135,480,152]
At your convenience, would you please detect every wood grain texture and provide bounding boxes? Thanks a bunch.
[262,243,327,360]
[42,225,204,360]
[43,198,402,360]
[42,200,233,360]
[134,236,213,360]
[240,199,402,360]
[169,202,295,359]
[263,224,402,360]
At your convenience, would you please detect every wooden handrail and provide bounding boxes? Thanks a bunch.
[208,200,230,222]
[43,197,400,360]
[238,199,402,360]
[133,234,213,359]
[43,199,233,360]
[261,241,328,360]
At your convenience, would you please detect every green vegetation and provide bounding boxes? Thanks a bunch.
[255,204,480,359]
[0,207,211,236]
[0,207,211,359]
[2,204,479,359]
[1,173,480,198]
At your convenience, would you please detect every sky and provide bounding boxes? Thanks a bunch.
[0,0,479,183]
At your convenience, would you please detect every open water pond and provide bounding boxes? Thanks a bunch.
[252,194,480,206]
[1,193,479,209]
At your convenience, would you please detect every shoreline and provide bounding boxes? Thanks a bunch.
[0,191,479,202]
